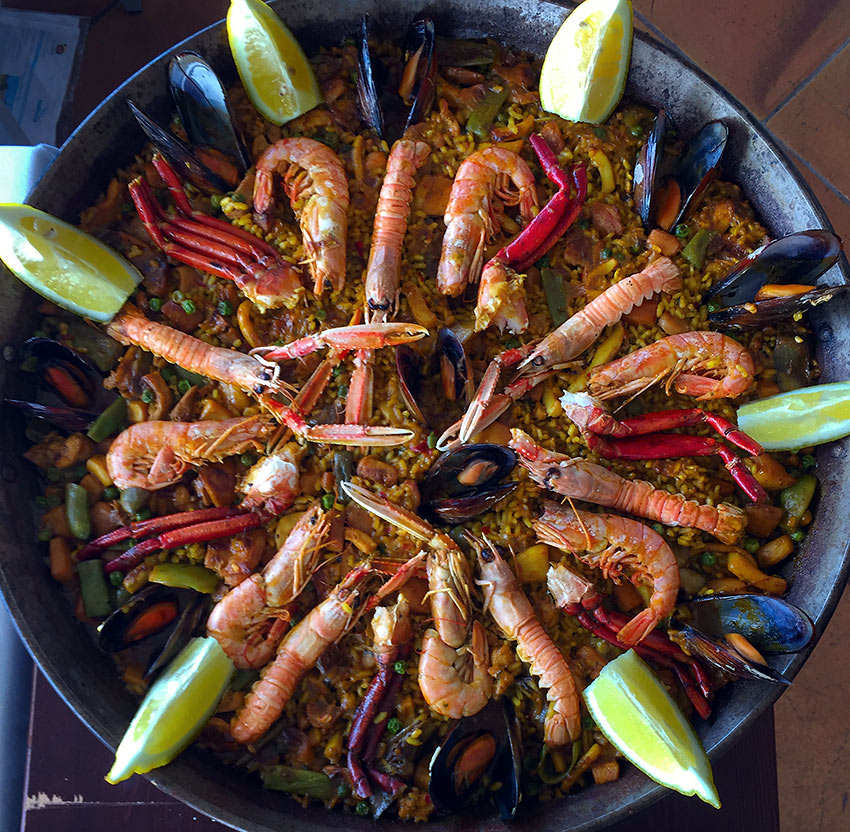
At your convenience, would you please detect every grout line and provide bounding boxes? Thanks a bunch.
[764,34,850,122]
[767,131,850,210]
[632,8,682,54]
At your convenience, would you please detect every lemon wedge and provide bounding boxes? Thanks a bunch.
[737,381,850,451]
[0,204,141,323]
[540,0,633,124]
[227,0,322,125]
[106,637,234,784]
[583,649,720,808]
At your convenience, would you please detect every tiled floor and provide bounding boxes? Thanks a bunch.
[4,0,850,829]
[636,5,850,829]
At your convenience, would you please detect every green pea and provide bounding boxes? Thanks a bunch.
[103,485,120,500]
[217,300,234,316]
[133,508,153,522]
[181,299,197,314]
[141,388,155,404]
[393,660,407,674]
[336,385,348,398]
[801,454,816,471]
[674,224,691,239]
[386,717,403,734]
[706,300,720,313]
[790,529,806,543]
[34,495,48,510]
[46,467,62,482]
[700,551,716,566]
[630,125,644,138]
[578,218,591,229]
[315,308,327,320]
[332,364,344,378]
[321,492,335,511]
[177,379,192,395]
[240,452,257,466]
[37,528,52,541]
[109,570,125,587]
[601,247,612,260]
[743,537,760,554]
[148,297,162,312]
[652,523,665,535]
[631,242,643,255]
[504,337,520,349]
[356,801,370,816]
[593,127,607,138]
[171,290,185,302]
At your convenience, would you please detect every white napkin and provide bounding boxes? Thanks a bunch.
[0,144,59,202]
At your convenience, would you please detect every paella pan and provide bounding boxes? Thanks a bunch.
[1,1,848,832]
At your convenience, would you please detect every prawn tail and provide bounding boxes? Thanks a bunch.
[615,607,659,646]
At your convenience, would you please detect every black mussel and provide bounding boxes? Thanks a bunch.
[400,18,437,133]
[429,697,521,820]
[421,444,516,499]
[356,15,436,141]
[670,594,815,685]
[436,327,474,403]
[633,109,667,230]
[708,285,848,328]
[396,344,428,426]
[420,444,517,524]
[127,99,233,193]
[704,230,842,306]
[168,51,250,177]
[23,337,102,408]
[428,482,518,524]
[679,594,815,653]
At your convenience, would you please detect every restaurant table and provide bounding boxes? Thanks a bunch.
[5,1,782,830]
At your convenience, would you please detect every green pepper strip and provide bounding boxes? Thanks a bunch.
[171,364,209,387]
[541,267,569,327]
[87,396,127,442]
[149,563,220,594]
[66,482,91,539]
[779,473,817,532]
[260,766,338,800]
[466,85,509,140]
[77,560,112,618]
[681,227,713,271]
[537,744,572,785]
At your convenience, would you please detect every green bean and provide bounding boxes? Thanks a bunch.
[149,563,220,594]
[87,397,127,442]
[681,227,713,270]
[65,483,90,539]
[466,85,509,140]
[77,560,111,618]
[261,766,338,800]
[779,474,817,532]
[541,267,569,327]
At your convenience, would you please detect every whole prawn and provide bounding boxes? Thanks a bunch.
[518,256,682,374]
[437,146,538,296]
[106,415,275,490]
[534,501,679,646]
[107,305,290,400]
[231,562,375,745]
[207,504,330,668]
[472,535,580,748]
[509,428,746,544]
[253,137,350,295]
[587,331,755,401]
[365,139,431,321]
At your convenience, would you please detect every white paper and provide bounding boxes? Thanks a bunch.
[0,9,84,145]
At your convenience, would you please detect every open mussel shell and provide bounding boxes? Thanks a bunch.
[396,344,428,426]
[679,593,815,653]
[421,444,516,498]
[436,327,474,403]
[429,697,521,820]
[98,585,206,679]
[704,230,842,307]
[709,286,848,328]
[671,120,728,227]
[428,482,518,524]
[5,400,96,432]
[633,108,666,230]
[357,15,436,141]
[168,51,250,175]
[127,99,232,194]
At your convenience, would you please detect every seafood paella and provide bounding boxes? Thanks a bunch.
[3,0,844,822]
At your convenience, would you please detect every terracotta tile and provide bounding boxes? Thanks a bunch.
[633,0,850,118]
[775,584,850,832]
[767,45,850,198]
